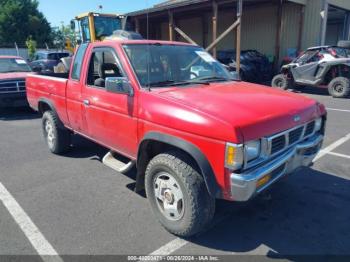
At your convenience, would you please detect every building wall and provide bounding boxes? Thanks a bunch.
[241,4,278,56]
[139,0,350,63]
[280,2,302,58]
[301,0,323,49]
[176,17,204,45]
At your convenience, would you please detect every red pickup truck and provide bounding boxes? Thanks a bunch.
[26,40,326,237]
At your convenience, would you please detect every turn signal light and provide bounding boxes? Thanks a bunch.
[257,174,271,188]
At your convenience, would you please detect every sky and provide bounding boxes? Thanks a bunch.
[38,0,163,27]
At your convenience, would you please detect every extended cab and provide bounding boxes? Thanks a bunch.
[26,40,327,237]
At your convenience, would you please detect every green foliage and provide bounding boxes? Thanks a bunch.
[51,25,77,50]
[0,0,52,47]
[25,36,37,60]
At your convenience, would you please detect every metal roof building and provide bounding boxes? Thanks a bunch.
[128,0,350,66]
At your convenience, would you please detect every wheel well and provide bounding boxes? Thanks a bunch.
[324,65,350,84]
[38,101,52,115]
[135,140,201,192]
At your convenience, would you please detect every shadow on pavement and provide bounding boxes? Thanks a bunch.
[0,107,40,121]
[186,167,350,258]
[292,86,349,99]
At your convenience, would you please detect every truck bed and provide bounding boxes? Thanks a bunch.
[26,73,69,125]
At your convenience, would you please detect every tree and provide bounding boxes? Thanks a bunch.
[51,25,77,50]
[0,0,52,47]
[26,36,37,60]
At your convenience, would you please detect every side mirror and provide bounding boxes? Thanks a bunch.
[70,20,76,31]
[105,77,134,96]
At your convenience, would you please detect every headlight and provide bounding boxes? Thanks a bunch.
[225,143,243,170]
[245,140,261,162]
[315,117,322,132]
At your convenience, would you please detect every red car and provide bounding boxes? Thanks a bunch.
[26,39,327,236]
[0,56,32,108]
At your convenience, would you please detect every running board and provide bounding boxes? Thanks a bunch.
[102,151,135,174]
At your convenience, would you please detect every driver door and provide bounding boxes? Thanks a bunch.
[81,46,138,157]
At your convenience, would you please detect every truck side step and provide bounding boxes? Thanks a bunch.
[102,151,135,174]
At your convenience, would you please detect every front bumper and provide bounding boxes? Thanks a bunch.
[230,133,323,201]
[0,92,28,108]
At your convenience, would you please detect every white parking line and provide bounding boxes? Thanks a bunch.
[149,238,188,256]
[0,182,63,262]
[147,211,232,257]
[149,132,350,257]
[323,151,350,159]
[314,133,350,162]
[326,108,350,113]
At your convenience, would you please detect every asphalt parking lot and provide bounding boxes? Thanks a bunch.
[0,87,350,262]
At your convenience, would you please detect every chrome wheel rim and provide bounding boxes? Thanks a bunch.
[153,172,185,221]
[334,83,344,93]
[45,120,55,148]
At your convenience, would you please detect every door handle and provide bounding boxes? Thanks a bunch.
[83,99,90,106]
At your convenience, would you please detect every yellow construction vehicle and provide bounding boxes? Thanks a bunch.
[64,38,74,53]
[55,13,131,73]
[71,12,130,43]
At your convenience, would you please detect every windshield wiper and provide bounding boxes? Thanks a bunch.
[2,70,30,73]
[196,76,231,82]
[147,80,210,88]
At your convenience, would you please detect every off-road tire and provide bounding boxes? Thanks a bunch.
[145,152,215,237]
[328,77,350,98]
[42,111,71,154]
[271,74,293,90]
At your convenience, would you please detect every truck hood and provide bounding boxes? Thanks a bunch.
[154,81,320,142]
[0,72,32,80]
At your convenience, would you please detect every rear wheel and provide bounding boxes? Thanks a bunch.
[42,111,71,154]
[328,77,350,98]
[271,74,293,90]
[145,152,215,237]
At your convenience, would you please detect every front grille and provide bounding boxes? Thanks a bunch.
[304,121,315,137]
[267,120,318,157]
[0,79,26,94]
[289,126,304,145]
[271,135,286,155]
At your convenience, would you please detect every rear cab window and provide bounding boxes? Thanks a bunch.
[71,44,89,81]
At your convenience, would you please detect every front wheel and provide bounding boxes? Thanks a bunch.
[328,77,350,98]
[42,111,71,154]
[271,74,293,90]
[145,152,215,237]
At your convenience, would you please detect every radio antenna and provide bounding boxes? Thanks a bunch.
[146,0,151,91]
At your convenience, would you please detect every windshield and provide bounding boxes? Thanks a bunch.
[123,44,233,88]
[94,16,122,40]
[80,17,91,43]
[0,58,31,73]
[294,50,320,64]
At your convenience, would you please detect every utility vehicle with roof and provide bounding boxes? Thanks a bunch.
[272,44,350,98]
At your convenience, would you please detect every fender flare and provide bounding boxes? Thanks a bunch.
[38,98,65,129]
[137,132,222,198]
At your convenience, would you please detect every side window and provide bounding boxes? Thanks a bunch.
[86,48,123,88]
[71,44,88,81]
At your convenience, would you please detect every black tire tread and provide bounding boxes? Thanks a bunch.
[145,152,215,237]
[271,74,293,90]
[42,111,71,154]
[328,77,350,98]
